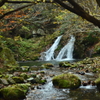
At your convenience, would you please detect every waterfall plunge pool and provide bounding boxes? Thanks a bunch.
[19,59,79,67]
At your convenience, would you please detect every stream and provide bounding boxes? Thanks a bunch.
[19,60,100,100]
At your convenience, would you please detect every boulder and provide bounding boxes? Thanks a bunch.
[0,78,9,85]
[12,76,24,83]
[52,73,81,89]
[20,66,30,72]
[95,77,100,90]
[59,61,76,68]
[0,83,30,100]
[41,63,54,69]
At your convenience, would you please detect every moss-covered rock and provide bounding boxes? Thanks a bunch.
[20,73,28,79]
[20,66,30,72]
[12,76,24,83]
[95,77,100,90]
[0,78,9,85]
[0,83,30,100]
[41,63,54,69]
[52,73,81,89]
[59,61,76,68]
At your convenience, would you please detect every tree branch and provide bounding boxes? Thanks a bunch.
[0,4,34,19]
[6,0,54,4]
[6,0,34,3]
[96,0,100,7]
[0,0,7,7]
[54,0,100,28]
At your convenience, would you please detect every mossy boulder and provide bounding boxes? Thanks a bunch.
[12,76,24,83]
[20,73,28,79]
[20,66,30,72]
[41,63,54,69]
[59,61,76,68]
[95,77,100,90]
[0,78,9,85]
[0,83,30,100]
[35,78,47,85]
[52,73,81,89]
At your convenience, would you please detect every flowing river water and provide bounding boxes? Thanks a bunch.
[19,60,100,100]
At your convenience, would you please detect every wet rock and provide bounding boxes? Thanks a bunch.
[20,66,30,72]
[7,77,15,84]
[27,77,37,84]
[12,76,24,83]
[82,81,88,86]
[20,73,28,79]
[76,71,85,75]
[52,73,81,89]
[82,80,96,86]
[85,69,89,73]
[0,84,4,89]
[0,78,9,85]
[95,77,100,90]
[59,61,71,68]
[13,72,21,76]
[91,81,95,86]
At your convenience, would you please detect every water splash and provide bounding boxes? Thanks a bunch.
[56,35,75,61]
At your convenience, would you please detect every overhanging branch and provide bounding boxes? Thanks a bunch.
[54,0,100,28]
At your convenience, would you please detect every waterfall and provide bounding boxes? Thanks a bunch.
[56,35,75,61]
[40,35,63,61]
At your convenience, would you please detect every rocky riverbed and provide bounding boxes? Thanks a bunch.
[0,57,100,100]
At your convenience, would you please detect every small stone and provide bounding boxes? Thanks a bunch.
[0,78,9,85]
[91,81,95,86]
[82,81,88,86]
[0,84,4,89]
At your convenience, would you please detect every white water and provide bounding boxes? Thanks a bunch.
[40,35,63,61]
[56,35,75,61]
[40,35,75,61]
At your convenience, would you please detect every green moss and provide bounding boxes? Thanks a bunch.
[41,63,54,69]
[38,79,47,84]
[82,32,99,46]
[52,73,81,89]
[20,66,30,72]
[12,76,24,83]
[95,77,100,90]
[95,77,100,85]
[0,47,18,67]
[0,83,30,100]
[59,61,76,68]
[20,73,28,79]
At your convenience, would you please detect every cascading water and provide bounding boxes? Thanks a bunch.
[40,35,63,61]
[56,35,75,61]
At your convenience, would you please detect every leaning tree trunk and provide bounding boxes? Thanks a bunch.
[54,0,100,28]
